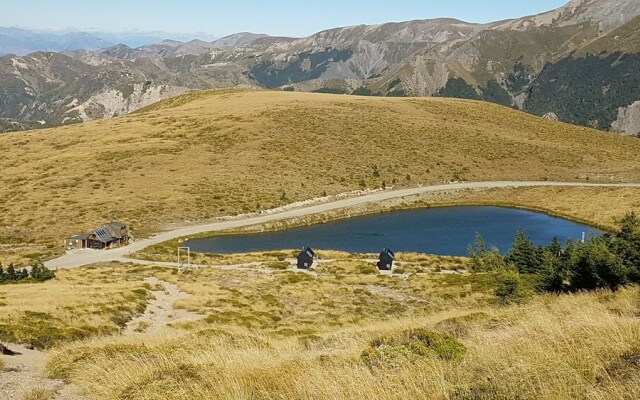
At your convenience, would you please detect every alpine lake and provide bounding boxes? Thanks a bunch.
[185,206,601,256]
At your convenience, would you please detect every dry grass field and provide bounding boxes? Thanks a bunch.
[2,89,640,265]
[0,261,634,400]
[355,185,640,232]
[0,265,155,349]
[46,289,640,400]
[413,186,640,230]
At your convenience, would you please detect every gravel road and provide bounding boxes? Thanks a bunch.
[44,181,640,270]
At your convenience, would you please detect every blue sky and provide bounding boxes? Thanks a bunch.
[2,0,569,37]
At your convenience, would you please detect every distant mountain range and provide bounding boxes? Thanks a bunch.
[0,27,113,56]
[0,27,222,56]
[1,0,640,135]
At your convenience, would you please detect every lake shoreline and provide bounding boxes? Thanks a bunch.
[131,191,615,262]
[183,206,599,257]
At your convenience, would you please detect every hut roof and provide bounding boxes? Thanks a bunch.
[299,247,315,258]
[67,234,90,240]
[92,221,128,243]
[380,248,395,259]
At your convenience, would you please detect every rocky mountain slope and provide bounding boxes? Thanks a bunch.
[1,0,640,134]
[525,15,640,133]
[0,50,254,128]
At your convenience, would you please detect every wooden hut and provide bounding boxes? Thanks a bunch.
[377,248,395,271]
[297,247,316,269]
[65,221,129,250]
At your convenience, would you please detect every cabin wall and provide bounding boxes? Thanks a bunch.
[65,239,84,249]
[297,256,313,269]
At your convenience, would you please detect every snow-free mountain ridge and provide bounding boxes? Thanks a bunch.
[2,0,640,135]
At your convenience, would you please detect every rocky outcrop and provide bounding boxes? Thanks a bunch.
[611,101,640,136]
[64,83,190,123]
[0,342,17,355]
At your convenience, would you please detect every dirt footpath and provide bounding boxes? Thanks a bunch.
[0,277,202,399]
[125,277,201,335]
[0,344,87,400]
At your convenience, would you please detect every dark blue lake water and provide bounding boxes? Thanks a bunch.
[186,207,601,256]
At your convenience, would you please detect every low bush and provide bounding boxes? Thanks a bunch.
[357,264,379,275]
[435,312,491,337]
[265,261,290,270]
[362,328,466,369]
[278,272,314,284]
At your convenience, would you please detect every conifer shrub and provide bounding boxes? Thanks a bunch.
[470,212,640,297]
[0,260,55,284]
[495,268,531,305]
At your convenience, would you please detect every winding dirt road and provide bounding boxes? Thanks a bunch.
[45,181,640,269]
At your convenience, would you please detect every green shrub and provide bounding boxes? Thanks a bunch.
[357,264,379,275]
[467,234,506,272]
[262,251,289,261]
[536,251,566,292]
[507,229,543,274]
[495,268,531,305]
[0,260,55,285]
[570,238,627,291]
[614,212,640,282]
[278,272,314,284]
[362,328,466,369]
[265,261,290,270]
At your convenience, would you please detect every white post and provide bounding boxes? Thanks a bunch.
[178,246,192,271]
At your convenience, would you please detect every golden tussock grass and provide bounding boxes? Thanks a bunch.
[0,264,156,348]
[20,387,57,400]
[2,90,640,264]
[123,258,485,331]
[2,261,638,399]
[45,282,640,400]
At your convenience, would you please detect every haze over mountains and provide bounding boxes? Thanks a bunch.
[1,0,640,135]
[0,27,221,56]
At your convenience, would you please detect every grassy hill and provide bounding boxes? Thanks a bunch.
[2,89,640,263]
